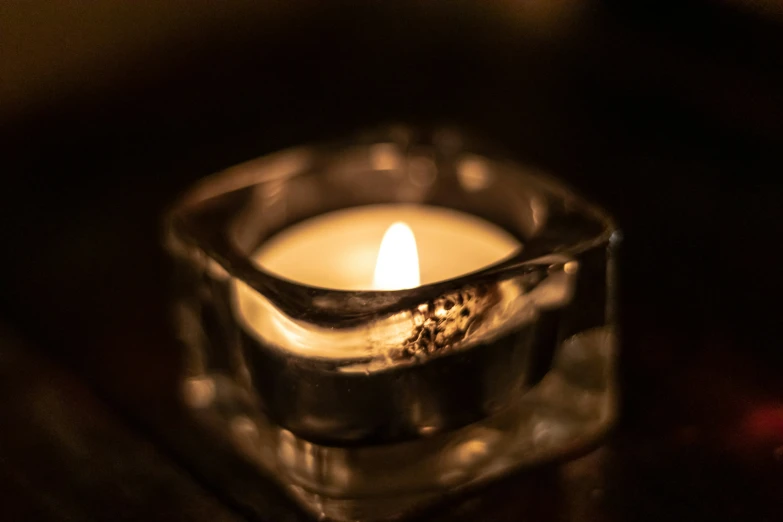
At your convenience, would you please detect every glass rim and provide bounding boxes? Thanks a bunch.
[164,131,618,325]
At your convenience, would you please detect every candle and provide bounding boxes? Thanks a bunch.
[167,133,616,520]
[247,204,521,291]
[168,134,617,516]
[231,204,549,365]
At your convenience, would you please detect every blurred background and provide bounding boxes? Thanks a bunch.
[1,1,782,520]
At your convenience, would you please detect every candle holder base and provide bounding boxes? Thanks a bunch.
[183,327,615,521]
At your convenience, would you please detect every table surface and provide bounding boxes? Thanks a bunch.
[1,1,782,520]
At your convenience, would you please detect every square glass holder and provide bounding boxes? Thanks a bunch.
[165,127,620,521]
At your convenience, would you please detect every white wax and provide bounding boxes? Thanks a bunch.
[230,204,559,365]
[250,204,521,290]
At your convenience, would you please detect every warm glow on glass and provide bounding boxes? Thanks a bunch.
[372,222,420,290]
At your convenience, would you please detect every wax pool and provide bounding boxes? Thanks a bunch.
[248,204,522,290]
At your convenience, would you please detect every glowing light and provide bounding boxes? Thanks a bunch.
[457,155,492,192]
[373,222,420,290]
[183,377,216,409]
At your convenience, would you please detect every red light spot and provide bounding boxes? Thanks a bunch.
[743,404,783,442]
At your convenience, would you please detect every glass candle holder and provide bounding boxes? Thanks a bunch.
[165,127,619,521]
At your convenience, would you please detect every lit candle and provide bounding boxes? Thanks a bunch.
[232,204,541,364]
[169,135,617,513]
[229,202,577,443]
[247,204,521,291]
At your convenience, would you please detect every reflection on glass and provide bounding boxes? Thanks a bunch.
[166,127,619,521]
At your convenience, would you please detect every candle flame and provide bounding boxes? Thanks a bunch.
[373,222,420,290]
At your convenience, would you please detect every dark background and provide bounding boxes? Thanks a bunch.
[1,1,782,520]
